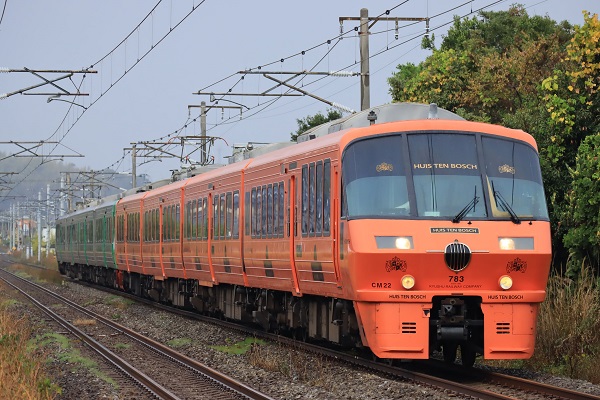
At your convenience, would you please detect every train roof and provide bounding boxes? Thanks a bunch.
[297,102,464,143]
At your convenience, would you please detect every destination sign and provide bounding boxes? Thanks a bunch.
[430,227,480,234]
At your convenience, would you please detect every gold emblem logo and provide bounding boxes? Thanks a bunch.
[499,164,515,174]
[376,162,393,172]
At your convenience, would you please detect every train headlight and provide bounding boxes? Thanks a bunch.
[402,275,415,290]
[395,237,413,250]
[499,238,515,250]
[375,236,413,249]
[499,275,513,290]
[499,237,534,250]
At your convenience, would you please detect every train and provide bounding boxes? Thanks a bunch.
[55,102,552,366]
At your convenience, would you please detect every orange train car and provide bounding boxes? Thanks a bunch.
[56,103,551,366]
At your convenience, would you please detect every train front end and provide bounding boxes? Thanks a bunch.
[340,120,551,365]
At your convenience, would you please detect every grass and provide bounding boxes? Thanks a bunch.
[213,337,330,386]
[527,262,600,382]
[211,337,266,355]
[167,337,193,348]
[0,302,61,399]
[33,332,117,387]
[246,339,330,386]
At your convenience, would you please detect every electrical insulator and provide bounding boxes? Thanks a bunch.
[329,70,354,77]
[332,102,355,114]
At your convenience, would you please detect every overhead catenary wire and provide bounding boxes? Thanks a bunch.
[2,0,208,201]
[97,0,517,180]
[7,0,518,204]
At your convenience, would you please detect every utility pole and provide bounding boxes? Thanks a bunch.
[60,175,65,217]
[9,203,14,251]
[200,101,207,165]
[131,144,137,188]
[37,191,42,262]
[187,101,244,165]
[359,8,370,111]
[339,9,429,111]
[66,173,72,213]
[46,184,50,257]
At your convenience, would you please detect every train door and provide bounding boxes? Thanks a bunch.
[288,174,301,295]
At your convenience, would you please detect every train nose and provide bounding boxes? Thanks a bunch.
[444,240,472,272]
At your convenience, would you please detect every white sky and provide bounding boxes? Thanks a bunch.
[0,0,597,185]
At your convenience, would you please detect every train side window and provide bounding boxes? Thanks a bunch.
[279,182,284,238]
[175,205,180,241]
[213,196,218,240]
[273,184,279,237]
[147,210,151,242]
[309,162,315,237]
[226,192,233,239]
[256,187,262,239]
[197,198,203,240]
[267,184,273,238]
[261,185,267,238]
[324,159,331,236]
[316,161,323,236]
[202,197,208,240]
[220,194,226,239]
[244,191,250,237]
[251,188,257,238]
[184,201,190,239]
[143,211,147,242]
[163,207,168,241]
[233,191,240,239]
[190,199,198,239]
[302,164,308,236]
[166,206,170,241]
[153,208,157,242]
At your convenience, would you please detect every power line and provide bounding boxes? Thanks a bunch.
[0,0,7,28]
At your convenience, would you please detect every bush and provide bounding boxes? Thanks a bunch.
[531,262,600,382]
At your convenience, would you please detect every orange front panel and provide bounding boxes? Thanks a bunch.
[345,219,551,301]
[355,301,430,359]
[481,303,538,359]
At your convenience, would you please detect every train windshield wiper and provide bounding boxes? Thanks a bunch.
[494,190,521,224]
[452,187,479,223]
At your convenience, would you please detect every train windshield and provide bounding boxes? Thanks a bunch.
[342,132,549,220]
[482,136,548,220]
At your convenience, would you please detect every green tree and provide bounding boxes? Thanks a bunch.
[291,109,342,142]
[541,12,600,274]
[563,134,600,273]
[388,5,572,125]
[386,5,590,269]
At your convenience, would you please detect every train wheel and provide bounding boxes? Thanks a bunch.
[443,343,458,363]
[294,327,308,342]
[460,344,476,367]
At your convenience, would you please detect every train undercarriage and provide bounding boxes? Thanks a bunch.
[60,263,362,349]
[60,262,486,366]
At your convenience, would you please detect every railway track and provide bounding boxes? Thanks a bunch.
[77,280,600,399]
[0,266,274,400]
[3,258,600,399]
